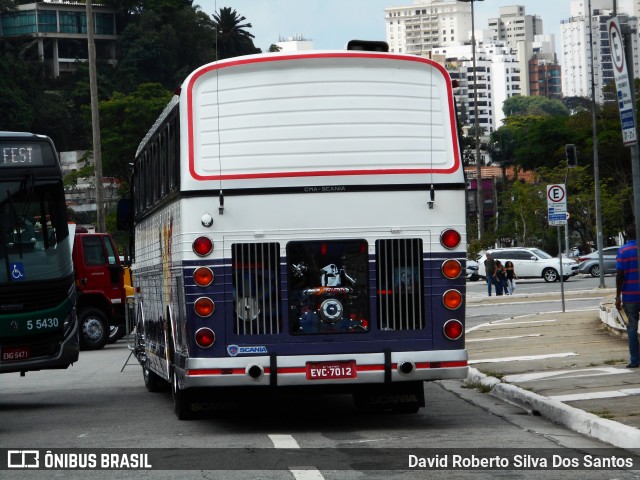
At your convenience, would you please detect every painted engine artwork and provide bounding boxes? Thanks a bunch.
[287,240,370,334]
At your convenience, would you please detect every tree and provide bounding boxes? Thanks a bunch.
[488,126,517,179]
[98,83,173,179]
[213,7,261,60]
[503,95,569,118]
[562,96,591,115]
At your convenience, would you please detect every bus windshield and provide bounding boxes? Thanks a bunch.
[0,178,72,283]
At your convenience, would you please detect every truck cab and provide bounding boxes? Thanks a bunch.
[71,228,126,350]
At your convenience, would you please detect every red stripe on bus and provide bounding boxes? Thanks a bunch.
[186,361,466,377]
[187,368,272,376]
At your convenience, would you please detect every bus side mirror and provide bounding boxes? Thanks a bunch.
[116,199,131,231]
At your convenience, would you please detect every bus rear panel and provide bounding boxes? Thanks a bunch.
[129,50,467,417]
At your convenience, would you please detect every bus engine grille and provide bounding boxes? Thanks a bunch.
[231,243,281,335]
[375,239,424,330]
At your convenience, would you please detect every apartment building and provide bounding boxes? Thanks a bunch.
[0,1,118,77]
[385,0,472,56]
[561,0,639,103]
[433,41,522,134]
[487,5,543,56]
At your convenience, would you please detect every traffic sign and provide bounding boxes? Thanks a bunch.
[547,184,567,226]
[608,17,637,146]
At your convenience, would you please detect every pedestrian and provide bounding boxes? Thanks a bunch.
[484,252,495,296]
[494,260,505,296]
[615,224,640,369]
[504,260,517,295]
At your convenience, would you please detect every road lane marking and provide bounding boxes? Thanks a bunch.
[467,319,557,333]
[551,388,640,402]
[469,352,578,364]
[505,367,634,383]
[466,334,542,343]
[289,470,326,480]
[493,319,558,326]
[268,434,325,480]
[269,434,301,449]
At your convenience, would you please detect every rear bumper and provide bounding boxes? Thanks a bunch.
[178,349,468,389]
[0,322,79,374]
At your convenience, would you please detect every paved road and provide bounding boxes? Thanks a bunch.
[2,341,638,479]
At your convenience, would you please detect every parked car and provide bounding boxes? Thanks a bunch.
[577,246,620,277]
[466,259,479,281]
[477,247,579,283]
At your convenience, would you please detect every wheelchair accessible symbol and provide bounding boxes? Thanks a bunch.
[11,263,25,281]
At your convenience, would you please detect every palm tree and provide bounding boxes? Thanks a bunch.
[213,7,261,60]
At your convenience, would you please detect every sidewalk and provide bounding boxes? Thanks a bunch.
[464,288,640,450]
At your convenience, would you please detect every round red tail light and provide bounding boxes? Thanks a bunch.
[443,319,464,340]
[193,236,213,256]
[194,297,215,317]
[195,328,215,348]
[194,267,214,287]
[443,289,463,310]
[442,259,462,279]
[440,229,461,249]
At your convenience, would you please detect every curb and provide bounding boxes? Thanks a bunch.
[466,368,640,450]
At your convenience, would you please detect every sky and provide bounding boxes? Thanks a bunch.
[197,0,571,53]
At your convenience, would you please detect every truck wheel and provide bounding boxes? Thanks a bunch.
[79,308,108,350]
[107,325,126,344]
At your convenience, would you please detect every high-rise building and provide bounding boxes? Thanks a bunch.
[561,0,639,103]
[433,41,522,135]
[529,57,562,99]
[385,0,472,56]
[487,5,544,57]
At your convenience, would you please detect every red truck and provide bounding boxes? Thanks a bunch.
[71,226,127,350]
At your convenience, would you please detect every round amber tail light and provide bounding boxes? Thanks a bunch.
[194,297,215,317]
[194,267,214,287]
[442,259,462,279]
[443,289,463,310]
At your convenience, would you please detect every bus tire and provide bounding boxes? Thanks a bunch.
[171,368,195,420]
[79,308,109,350]
[143,361,165,393]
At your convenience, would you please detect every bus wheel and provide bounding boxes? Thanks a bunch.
[171,368,195,420]
[79,308,108,350]
[143,361,165,393]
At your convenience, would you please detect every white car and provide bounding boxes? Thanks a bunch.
[477,247,579,283]
[466,259,479,281]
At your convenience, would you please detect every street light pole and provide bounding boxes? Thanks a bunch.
[587,0,605,287]
[460,0,484,238]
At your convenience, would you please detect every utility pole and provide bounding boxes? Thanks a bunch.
[460,0,484,238]
[588,0,605,287]
[86,0,105,233]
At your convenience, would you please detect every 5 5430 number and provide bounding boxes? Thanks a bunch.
[27,318,59,330]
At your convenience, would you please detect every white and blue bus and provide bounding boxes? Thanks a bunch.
[0,132,78,375]
[121,43,468,418]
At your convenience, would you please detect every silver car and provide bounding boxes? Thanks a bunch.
[577,246,620,277]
